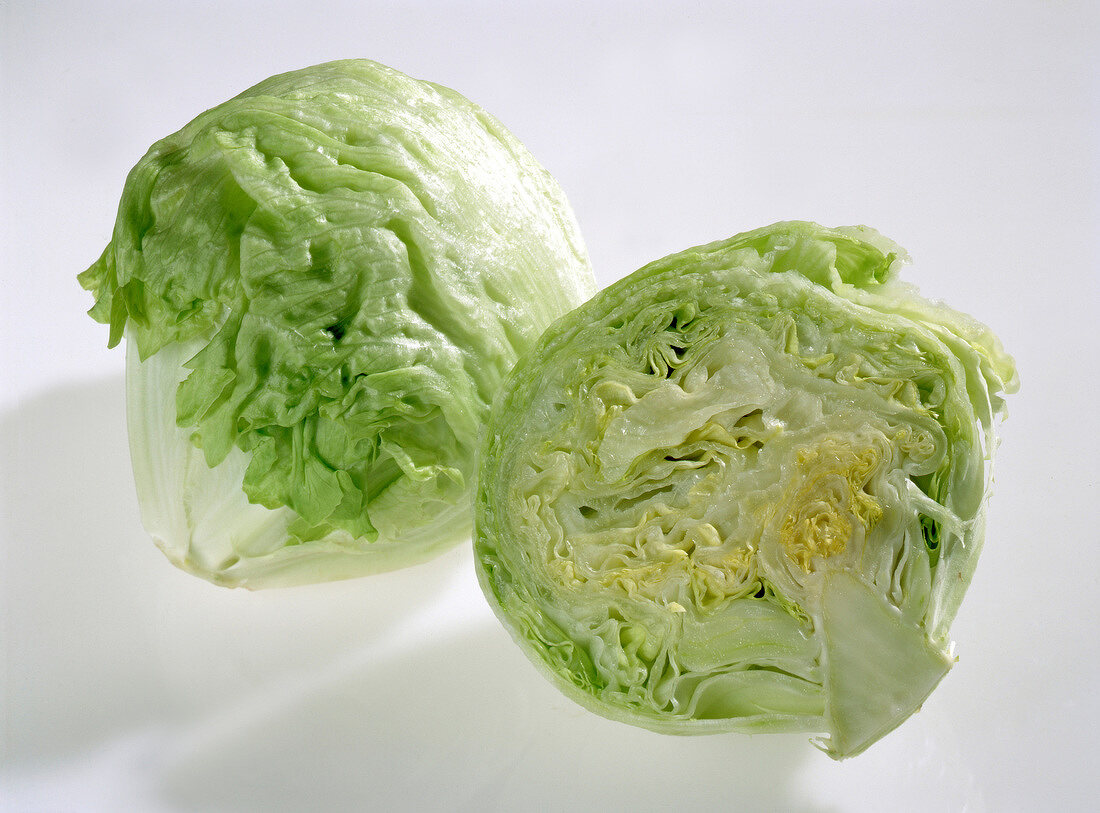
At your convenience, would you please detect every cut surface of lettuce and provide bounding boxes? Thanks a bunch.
[475,221,1016,757]
[79,59,595,587]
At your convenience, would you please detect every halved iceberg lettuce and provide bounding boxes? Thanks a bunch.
[475,222,1015,757]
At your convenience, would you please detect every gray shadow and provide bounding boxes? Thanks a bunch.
[152,624,831,813]
[0,376,461,770]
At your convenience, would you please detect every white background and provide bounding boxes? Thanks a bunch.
[2,1,1097,810]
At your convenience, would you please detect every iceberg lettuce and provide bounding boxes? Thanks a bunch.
[80,60,595,587]
[475,222,1015,757]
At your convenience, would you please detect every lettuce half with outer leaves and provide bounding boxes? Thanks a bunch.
[475,222,1016,758]
[79,59,595,587]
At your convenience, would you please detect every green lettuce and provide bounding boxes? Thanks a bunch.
[80,59,595,587]
[475,222,1016,757]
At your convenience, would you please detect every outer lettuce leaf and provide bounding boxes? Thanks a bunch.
[475,221,1016,757]
[80,59,595,587]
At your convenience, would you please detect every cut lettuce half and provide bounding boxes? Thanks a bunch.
[475,221,1016,757]
[79,59,595,587]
